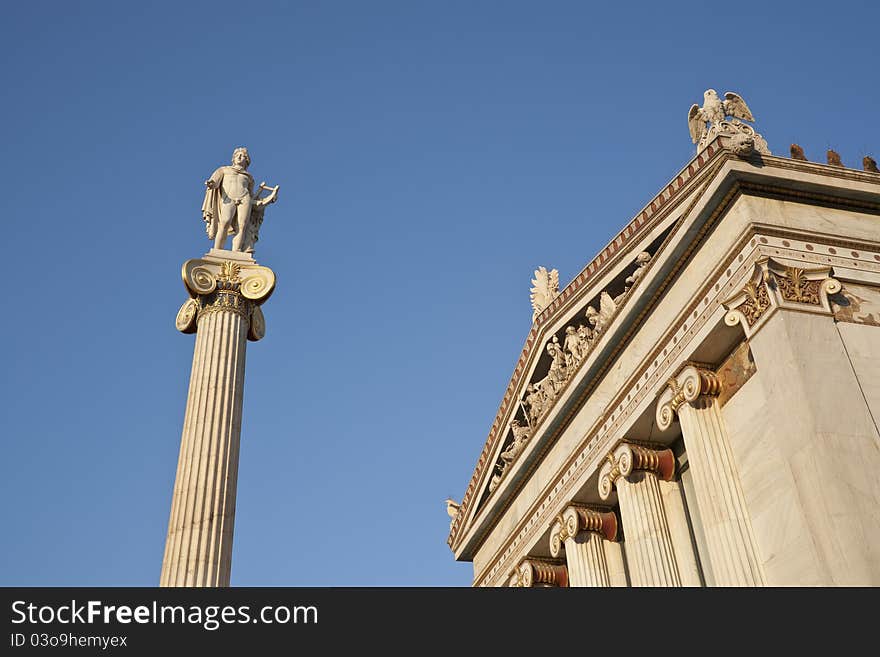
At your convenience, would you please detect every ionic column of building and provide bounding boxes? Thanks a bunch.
[549,505,619,587]
[160,257,274,587]
[657,365,765,586]
[508,559,569,588]
[599,442,680,586]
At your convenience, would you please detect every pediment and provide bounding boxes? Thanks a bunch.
[449,139,880,560]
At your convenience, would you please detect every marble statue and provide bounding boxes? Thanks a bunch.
[585,305,600,331]
[202,147,280,253]
[563,325,583,368]
[597,291,617,328]
[489,419,534,494]
[626,251,652,288]
[524,383,545,424]
[446,497,461,529]
[530,267,560,321]
[687,89,769,156]
[488,467,503,493]
[500,419,532,465]
[546,336,568,394]
[575,323,593,359]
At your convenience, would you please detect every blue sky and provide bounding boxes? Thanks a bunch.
[2,1,878,586]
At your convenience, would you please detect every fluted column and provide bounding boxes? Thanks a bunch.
[160,256,275,587]
[549,505,618,587]
[657,365,765,586]
[509,559,568,588]
[599,442,680,586]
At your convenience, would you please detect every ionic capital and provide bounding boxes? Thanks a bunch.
[549,505,618,557]
[598,442,675,500]
[509,559,568,587]
[182,258,276,303]
[656,364,721,430]
[766,259,840,308]
[723,258,841,337]
[176,258,275,341]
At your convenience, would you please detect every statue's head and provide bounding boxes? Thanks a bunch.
[704,89,717,100]
[231,147,251,168]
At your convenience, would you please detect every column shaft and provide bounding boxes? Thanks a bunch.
[617,473,681,586]
[658,478,704,586]
[678,397,765,586]
[161,309,248,586]
[604,541,629,586]
[564,534,611,587]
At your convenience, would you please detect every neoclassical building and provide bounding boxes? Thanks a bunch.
[446,93,880,587]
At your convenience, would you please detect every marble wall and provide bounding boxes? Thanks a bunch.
[723,310,880,585]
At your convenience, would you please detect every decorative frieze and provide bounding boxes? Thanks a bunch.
[488,420,532,493]
[527,253,653,425]
[486,254,657,499]
[494,256,656,496]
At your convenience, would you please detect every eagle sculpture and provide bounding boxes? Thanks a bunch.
[688,89,755,145]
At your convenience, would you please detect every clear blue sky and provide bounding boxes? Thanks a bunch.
[2,1,878,586]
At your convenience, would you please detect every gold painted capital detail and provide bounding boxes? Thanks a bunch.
[770,264,841,305]
[175,299,199,333]
[723,258,840,337]
[176,257,276,341]
[549,505,618,557]
[598,442,675,500]
[656,364,721,430]
[509,559,568,588]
